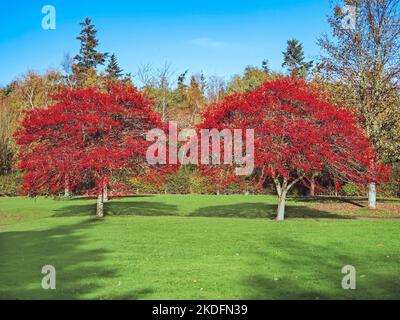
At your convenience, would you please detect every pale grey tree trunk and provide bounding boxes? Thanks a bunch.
[161,96,167,122]
[274,175,304,221]
[96,192,104,218]
[310,180,315,196]
[64,176,70,197]
[103,185,108,202]
[276,192,287,221]
[368,182,377,209]
[274,177,288,221]
[310,172,317,196]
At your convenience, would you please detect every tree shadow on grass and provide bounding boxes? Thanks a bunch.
[52,201,178,218]
[242,237,400,300]
[190,203,352,219]
[53,198,352,219]
[295,196,366,207]
[67,195,155,201]
[105,201,178,217]
[0,219,153,299]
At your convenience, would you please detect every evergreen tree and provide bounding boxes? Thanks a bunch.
[74,18,107,72]
[282,39,313,76]
[106,54,123,80]
[177,70,189,88]
[196,72,207,94]
[262,59,270,74]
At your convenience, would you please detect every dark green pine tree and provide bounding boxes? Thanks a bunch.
[74,18,107,72]
[106,54,123,80]
[282,39,313,77]
[177,70,189,88]
[262,59,270,74]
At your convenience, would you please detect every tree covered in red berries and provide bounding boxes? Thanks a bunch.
[199,77,384,220]
[16,83,166,217]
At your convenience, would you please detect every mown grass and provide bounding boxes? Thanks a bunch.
[0,195,399,299]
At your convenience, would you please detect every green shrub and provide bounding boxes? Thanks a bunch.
[189,174,210,194]
[342,183,362,196]
[163,167,192,194]
[0,172,22,196]
[128,177,161,194]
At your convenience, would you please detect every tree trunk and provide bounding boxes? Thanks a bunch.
[161,97,167,122]
[368,182,377,209]
[273,176,304,221]
[96,192,104,218]
[103,185,108,202]
[276,192,287,221]
[310,179,315,196]
[64,176,70,197]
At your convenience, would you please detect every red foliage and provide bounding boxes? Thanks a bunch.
[198,77,384,194]
[15,83,167,197]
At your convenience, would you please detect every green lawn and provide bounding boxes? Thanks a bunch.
[0,195,399,299]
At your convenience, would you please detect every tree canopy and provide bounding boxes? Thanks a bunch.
[198,77,386,220]
[15,83,168,217]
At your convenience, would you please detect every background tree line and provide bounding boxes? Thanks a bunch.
[1,0,399,197]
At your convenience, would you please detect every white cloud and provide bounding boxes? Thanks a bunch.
[189,37,231,49]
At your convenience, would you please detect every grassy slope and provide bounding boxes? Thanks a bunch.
[0,195,399,299]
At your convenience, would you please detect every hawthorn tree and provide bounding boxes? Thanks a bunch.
[16,83,165,217]
[199,77,384,221]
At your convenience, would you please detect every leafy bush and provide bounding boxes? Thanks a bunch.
[342,183,362,196]
[163,167,192,194]
[128,177,161,194]
[189,174,210,194]
[0,172,22,196]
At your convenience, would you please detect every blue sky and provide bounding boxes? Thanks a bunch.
[0,1,332,86]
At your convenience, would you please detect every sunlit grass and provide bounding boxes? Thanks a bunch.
[0,195,399,299]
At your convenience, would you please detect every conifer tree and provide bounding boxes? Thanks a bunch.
[74,18,107,72]
[282,39,313,76]
[106,54,123,80]
[177,70,189,88]
[262,59,270,74]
